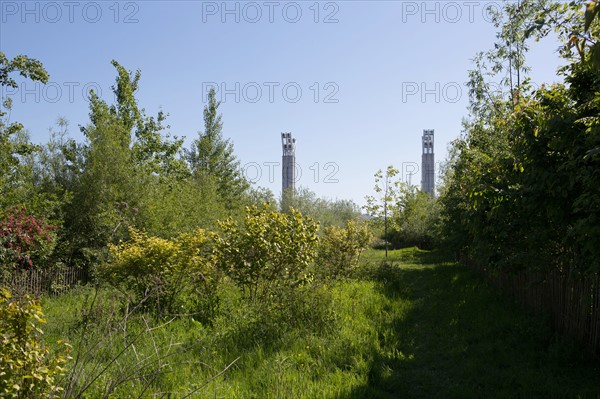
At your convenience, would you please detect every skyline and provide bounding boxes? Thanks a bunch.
[1,1,567,206]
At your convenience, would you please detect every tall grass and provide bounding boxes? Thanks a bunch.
[41,248,600,398]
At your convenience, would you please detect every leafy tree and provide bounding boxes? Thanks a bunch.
[69,87,136,252]
[0,130,39,210]
[0,53,48,207]
[64,61,189,267]
[281,186,362,228]
[246,186,277,210]
[393,188,441,250]
[366,167,440,250]
[439,0,600,273]
[139,176,227,238]
[131,109,187,179]
[185,87,249,206]
[30,119,82,196]
[364,166,402,254]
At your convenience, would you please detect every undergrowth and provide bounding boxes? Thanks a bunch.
[39,248,600,398]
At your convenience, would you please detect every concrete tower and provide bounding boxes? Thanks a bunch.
[421,129,435,196]
[281,132,296,193]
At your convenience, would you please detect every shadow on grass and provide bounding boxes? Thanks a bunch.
[342,261,600,399]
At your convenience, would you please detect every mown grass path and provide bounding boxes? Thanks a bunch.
[350,249,600,398]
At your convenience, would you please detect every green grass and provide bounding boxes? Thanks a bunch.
[41,248,600,398]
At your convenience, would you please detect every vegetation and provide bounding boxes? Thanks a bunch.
[316,220,372,279]
[104,227,219,318]
[0,288,70,398]
[2,1,600,397]
[0,53,49,210]
[439,0,600,275]
[35,248,599,398]
[281,186,363,228]
[0,207,57,276]
[215,205,319,300]
[365,166,441,250]
[186,87,249,209]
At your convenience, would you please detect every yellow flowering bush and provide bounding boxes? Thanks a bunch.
[316,220,372,279]
[105,228,219,318]
[214,206,319,300]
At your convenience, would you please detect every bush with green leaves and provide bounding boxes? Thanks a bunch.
[104,227,219,318]
[438,1,600,273]
[365,167,440,250]
[391,189,441,250]
[0,288,70,398]
[214,206,319,300]
[316,220,372,279]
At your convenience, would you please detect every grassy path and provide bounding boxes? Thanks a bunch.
[43,248,600,398]
[349,249,600,398]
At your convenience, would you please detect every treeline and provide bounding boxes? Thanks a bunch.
[440,0,600,276]
[437,0,600,357]
[0,57,361,279]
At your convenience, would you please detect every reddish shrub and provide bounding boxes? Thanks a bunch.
[0,206,56,270]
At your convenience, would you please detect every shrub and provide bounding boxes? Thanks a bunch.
[214,206,319,300]
[391,190,441,250]
[316,220,372,279]
[104,227,219,318]
[0,288,70,398]
[0,206,57,277]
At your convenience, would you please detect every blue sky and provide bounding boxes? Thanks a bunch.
[1,1,566,206]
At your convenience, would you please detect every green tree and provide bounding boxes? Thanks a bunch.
[30,119,82,196]
[439,0,600,273]
[364,166,402,254]
[139,176,227,238]
[65,61,188,267]
[186,88,249,207]
[0,53,48,208]
[281,186,361,228]
[246,186,277,209]
[69,87,135,250]
[366,167,440,250]
[390,188,440,249]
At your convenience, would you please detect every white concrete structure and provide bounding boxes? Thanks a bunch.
[281,132,296,193]
[421,129,435,196]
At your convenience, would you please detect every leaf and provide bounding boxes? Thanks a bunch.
[584,147,600,160]
[584,1,599,32]
[590,42,600,71]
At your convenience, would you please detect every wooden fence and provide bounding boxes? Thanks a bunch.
[470,264,600,359]
[2,266,87,297]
